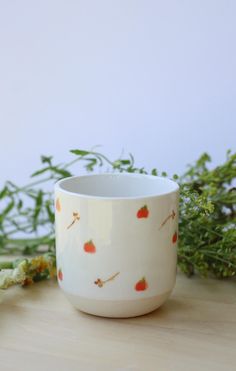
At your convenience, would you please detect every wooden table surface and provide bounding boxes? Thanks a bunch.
[0,273,235,371]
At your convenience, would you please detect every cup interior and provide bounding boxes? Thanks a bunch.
[56,173,179,199]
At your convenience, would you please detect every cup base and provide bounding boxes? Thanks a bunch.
[63,290,172,318]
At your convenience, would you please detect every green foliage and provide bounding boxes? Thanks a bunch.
[178,151,236,277]
[0,149,235,281]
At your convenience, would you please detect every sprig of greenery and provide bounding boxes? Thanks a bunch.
[0,149,235,289]
[178,151,236,277]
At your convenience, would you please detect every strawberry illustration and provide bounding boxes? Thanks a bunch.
[58,268,63,281]
[137,205,149,219]
[56,198,61,212]
[172,231,178,243]
[135,277,148,291]
[84,240,96,253]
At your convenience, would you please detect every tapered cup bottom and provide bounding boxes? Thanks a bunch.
[63,290,172,318]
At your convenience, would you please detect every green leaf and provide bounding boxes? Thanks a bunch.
[70,149,90,156]
[2,200,15,217]
[151,169,158,176]
[113,160,121,168]
[119,160,131,165]
[45,200,55,223]
[0,186,8,199]
[32,190,43,230]
[31,167,50,177]
[196,153,211,168]
[49,167,72,178]
[17,199,23,210]
[41,155,53,165]
[31,166,71,178]
[0,261,13,269]
[85,158,97,172]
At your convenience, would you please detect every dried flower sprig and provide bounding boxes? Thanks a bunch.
[0,253,56,289]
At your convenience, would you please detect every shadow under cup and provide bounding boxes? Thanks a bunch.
[55,173,179,318]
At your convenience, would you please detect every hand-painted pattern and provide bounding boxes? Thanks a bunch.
[58,201,177,292]
[58,268,63,281]
[159,210,176,230]
[56,198,61,212]
[137,205,149,218]
[67,212,80,230]
[84,240,96,253]
[172,231,178,243]
[135,277,148,291]
[94,272,120,288]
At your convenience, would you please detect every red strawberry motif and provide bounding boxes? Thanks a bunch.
[58,268,63,281]
[172,231,178,243]
[84,240,96,253]
[135,277,148,291]
[137,205,149,219]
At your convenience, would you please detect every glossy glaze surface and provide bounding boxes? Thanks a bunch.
[55,173,179,315]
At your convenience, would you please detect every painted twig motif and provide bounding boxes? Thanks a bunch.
[159,210,176,230]
[94,272,120,288]
[67,212,80,230]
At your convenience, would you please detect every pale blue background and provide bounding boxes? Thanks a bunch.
[0,0,235,184]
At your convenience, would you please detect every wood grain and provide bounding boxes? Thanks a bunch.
[0,273,235,371]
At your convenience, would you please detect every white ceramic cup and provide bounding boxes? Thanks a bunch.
[55,173,179,318]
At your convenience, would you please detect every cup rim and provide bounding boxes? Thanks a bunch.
[55,172,179,200]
